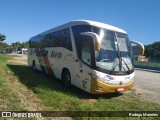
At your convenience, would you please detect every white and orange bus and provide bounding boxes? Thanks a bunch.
[28,20,144,94]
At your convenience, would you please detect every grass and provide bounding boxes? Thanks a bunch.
[134,61,160,67]
[0,54,26,111]
[7,63,160,110]
[0,54,160,119]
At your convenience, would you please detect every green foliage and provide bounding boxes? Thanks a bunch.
[0,42,9,50]
[21,41,29,48]
[10,41,29,53]
[0,33,6,41]
[134,61,160,67]
[144,42,160,58]
[12,41,21,52]
[0,41,29,53]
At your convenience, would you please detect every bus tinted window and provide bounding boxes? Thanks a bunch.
[62,28,72,50]
[29,28,72,51]
[72,25,92,58]
[48,28,72,51]
[29,35,42,48]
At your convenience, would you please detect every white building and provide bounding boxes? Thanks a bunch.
[21,48,28,54]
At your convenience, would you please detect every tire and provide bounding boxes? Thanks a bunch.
[32,60,36,71]
[62,70,71,87]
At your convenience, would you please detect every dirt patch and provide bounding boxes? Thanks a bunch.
[85,99,97,104]
[7,59,27,65]
[7,55,27,65]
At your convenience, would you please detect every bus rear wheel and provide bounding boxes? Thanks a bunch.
[32,60,36,71]
[62,70,71,87]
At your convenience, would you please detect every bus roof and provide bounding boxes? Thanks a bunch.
[38,20,127,36]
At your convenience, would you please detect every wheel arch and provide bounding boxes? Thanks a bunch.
[61,67,70,80]
[32,60,36,66]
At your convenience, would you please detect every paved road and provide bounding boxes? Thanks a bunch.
[133,69,160,104]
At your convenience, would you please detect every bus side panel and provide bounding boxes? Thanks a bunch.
[28,48,43,71]
[47,47,74,80]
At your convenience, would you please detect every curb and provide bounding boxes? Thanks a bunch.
[134,68,160,73]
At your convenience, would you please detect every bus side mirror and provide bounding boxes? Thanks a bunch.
[81,32,101,51]
[130,40,145,56]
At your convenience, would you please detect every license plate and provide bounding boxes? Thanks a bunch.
[117,88,124,92]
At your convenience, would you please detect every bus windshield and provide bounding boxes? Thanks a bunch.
[94,28,134,74]
[72,25,134,75]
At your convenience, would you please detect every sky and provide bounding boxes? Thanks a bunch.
[0,0,160,45]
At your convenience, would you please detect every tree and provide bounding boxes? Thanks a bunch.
[144,42,160,58]
[0,42,9,50]
[0,34,6,41]
[21,41,29,48]
[12,41,21,53]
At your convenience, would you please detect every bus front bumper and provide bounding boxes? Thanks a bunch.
[90,77,134,94]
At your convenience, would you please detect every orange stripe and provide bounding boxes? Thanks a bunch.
[36,48,47,73]
[41,48,54,76]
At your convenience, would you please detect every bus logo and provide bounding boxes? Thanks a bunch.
[51,51,62,58]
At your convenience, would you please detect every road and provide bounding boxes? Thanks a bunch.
[133,69,160,104]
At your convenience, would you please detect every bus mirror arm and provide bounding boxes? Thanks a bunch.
[130,40,145,56]
[81,32,101,51]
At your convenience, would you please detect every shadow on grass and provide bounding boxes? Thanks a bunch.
[7,64,122,99]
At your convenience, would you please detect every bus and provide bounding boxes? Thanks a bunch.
[28,20,144,94]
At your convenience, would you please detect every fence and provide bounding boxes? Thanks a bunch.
[134,57,160,71]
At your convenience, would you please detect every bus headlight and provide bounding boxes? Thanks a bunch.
[91,73,114,84]
[95,75,111,84]
[103,75,114,83]
[103,77,111,83]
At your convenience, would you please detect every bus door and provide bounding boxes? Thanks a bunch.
[74,38,92,92]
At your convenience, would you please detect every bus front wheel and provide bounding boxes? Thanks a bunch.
[62,70,71,87]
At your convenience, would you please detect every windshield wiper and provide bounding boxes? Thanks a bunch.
[121,58,131,74]
[110,32,132,74]
[109,60,119,74]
